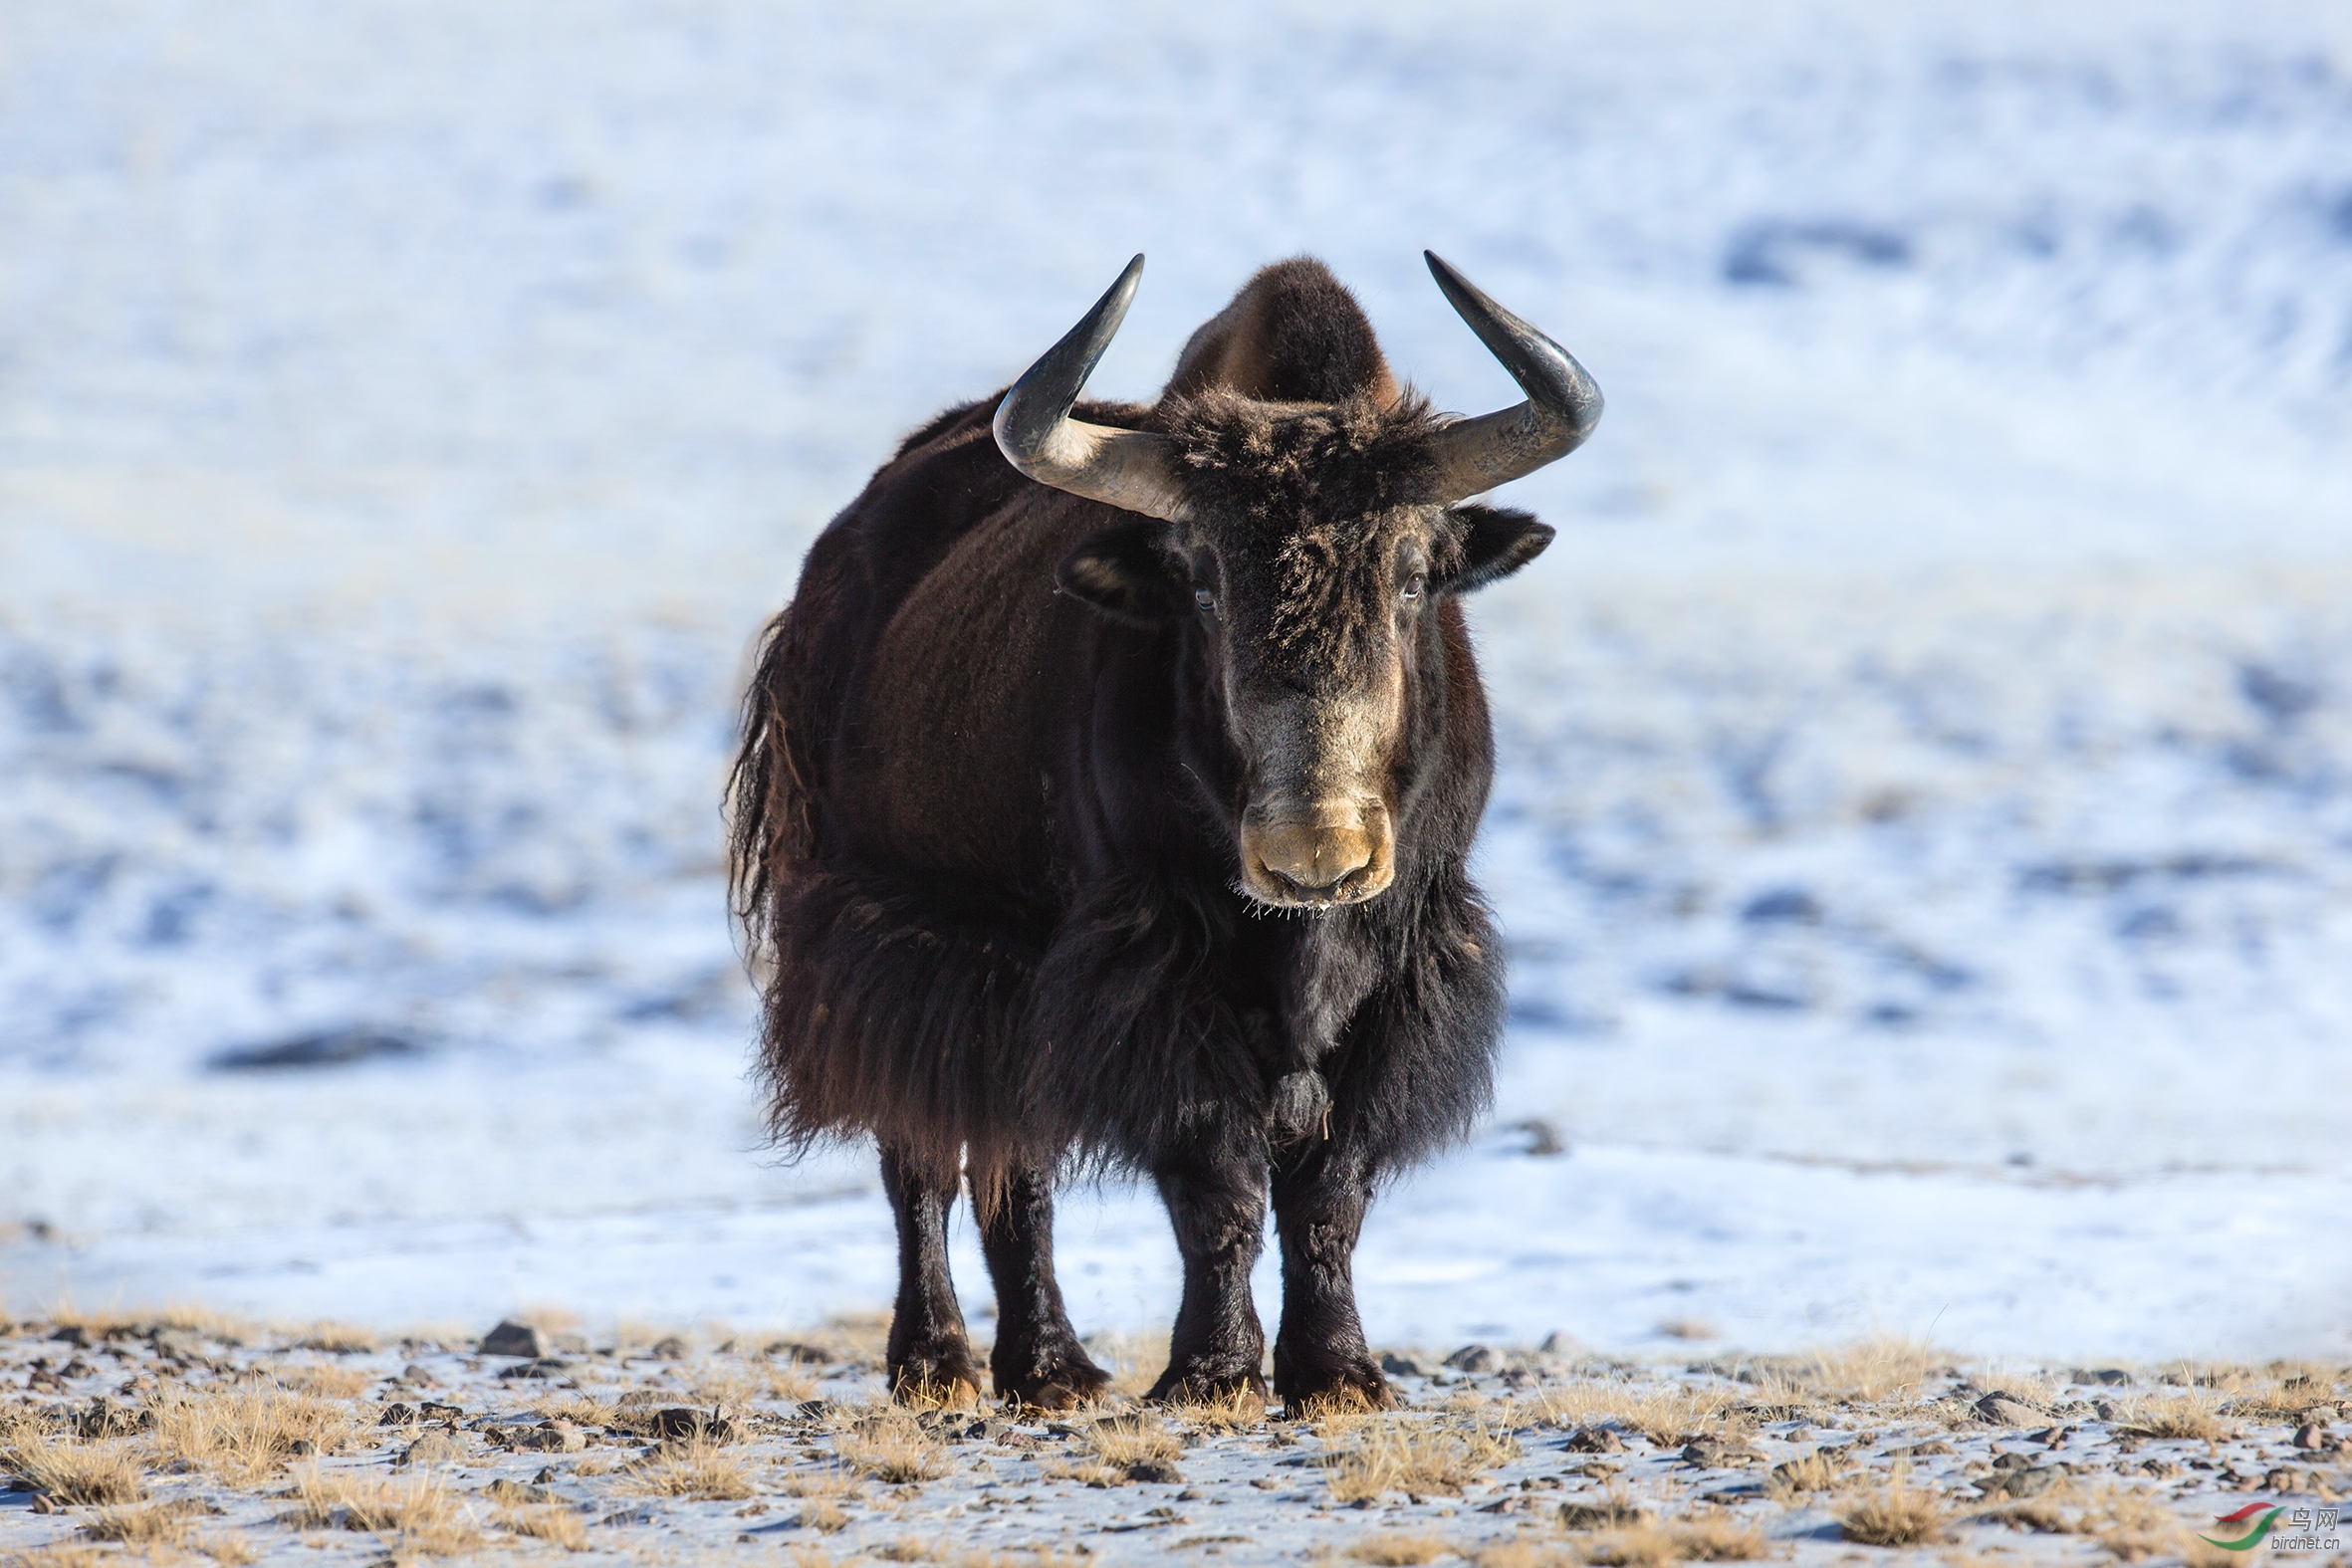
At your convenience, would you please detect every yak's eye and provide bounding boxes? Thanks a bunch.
[1193,585,1217,613]
[1401,572,1427,602]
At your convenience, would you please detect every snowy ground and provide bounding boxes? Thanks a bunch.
[4,0,2352,1364]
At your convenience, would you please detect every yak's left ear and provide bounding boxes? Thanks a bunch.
[1444,504,1554,593]
[1055,522,1183,625]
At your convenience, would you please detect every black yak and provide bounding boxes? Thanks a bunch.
[729,252,1601,1410]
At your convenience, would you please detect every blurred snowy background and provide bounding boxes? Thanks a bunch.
[3,0,2349,1360]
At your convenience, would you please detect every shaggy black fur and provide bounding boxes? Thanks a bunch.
[730,258,1554,1411]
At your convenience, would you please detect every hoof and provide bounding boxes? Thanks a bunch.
[1145,1364,1271,1408]
[890,1345,986,1409]
[1276,1356,1395,1418]
[997,1352,1113,1412]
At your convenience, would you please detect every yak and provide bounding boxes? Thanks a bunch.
[729,252,1601,1412]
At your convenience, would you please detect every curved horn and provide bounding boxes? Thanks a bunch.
[1423,251,1604,501]
[993,255,1190,522]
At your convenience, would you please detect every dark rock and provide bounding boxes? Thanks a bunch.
[652,1408,741,1444]
[1559,1499,1651,1530]
[479,1320,547,1358]
[796,1400,832,1420]
[48,1324,90,1347]
[1377,1352,1423,1377]
[1125,1459,1185,1484]
[395,1429,473,1468]
[649,1336,690,1361]
[417,1401,465,1421]
[2292,1423,2325,1451]
[1681,1437,1765,1468]
[378,1404,418,1428]
[1978,1466,2062,1499]
[208,1026,419,1071]
[2074,1368,2133,1387]
[491,1422,586,1454]
[1507,1119,1566,1157]
[499,1358,571,1380]
[765,1341,831,1365]
[484,1479,558,1505]
[1563,1427,1625,1454]
[1975,1392,2042,1428]
[1444,1345,1498,1374]
[1992,1451,2032,1471]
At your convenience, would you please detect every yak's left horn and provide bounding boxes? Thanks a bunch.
[1423,251,1604,501]
[993,255,1192,523]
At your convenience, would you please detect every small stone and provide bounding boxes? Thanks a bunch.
[1976,1392,2042,1428]
[2292,1423,2325,1451]
[1378,1352,1423,1377]
[1537,1330,1581,1357]
[378,1404,418,1428]
[1893,1440,1954,1457]
[1681,1438,1765,1468]
[1564,1427,1625,1454]
[765,1340,831,1364]
[484,1478,559,1504]
[2076,1368,2133,1386]
[396,1429,472,1468]
[479,1320,547,1358]
[150,1328,205,1363]
[1559,1500,1650,1530]
[1126,1459,1185,1484]
[1444,1345,1498,1374]
[399,1364,441,1388]
[1992,1451,2032,1471]
[651,1408,741,1444]
[496,1421,587,1454]
[649,1336,690,1361]
[417,1401,464,1421]
[499,1358,571,1380]
[1978,1466,2061,1498]
[49,1324,91,1348]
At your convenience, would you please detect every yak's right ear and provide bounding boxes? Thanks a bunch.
[1055,523,1182,625]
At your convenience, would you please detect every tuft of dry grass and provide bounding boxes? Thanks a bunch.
[0,1413,146,1505]
[40,1299,254,1346]
[1320,1416,1519,1503]
[2111,1390,2233,1441]
[1347,1532,1459,1564]
[1170,1381,1270,1434]
[500,1502,590,1550]
[78,1498,204,1546]
[1579,1518,1770,1566]
[1765,1447,1854,1499]
[147,1381,361,1484]
[195,1532,260,1566]
[282,1466,483,1556]
[833,1407,950,1483]
[622,1435,759,1500]
[1038,1458,1125,1487]
[287,1320,378,1354]
[1079,1329,1166,1400]
[1086,1414,1182,1468]
[1840,1464,1953,1547]
[1539,1380,1745,1446]
[692,1357,818,1406]
[0,1545,116,1568]
[273,1357,379,1399]
[798,1496,851,1532]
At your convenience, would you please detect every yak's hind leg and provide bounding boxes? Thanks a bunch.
[1269,1135,1393,1413]
[976,1167,1109,1409]
[1146,1130,1271,1404]
[880,1147,984,1403]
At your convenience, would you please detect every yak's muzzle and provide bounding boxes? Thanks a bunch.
[1239,800,1394,908]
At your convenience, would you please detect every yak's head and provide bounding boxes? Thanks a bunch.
[995,253,1602,910]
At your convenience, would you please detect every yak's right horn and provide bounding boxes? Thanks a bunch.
[993,255,1192,523]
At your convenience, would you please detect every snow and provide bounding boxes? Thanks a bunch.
[4,0,2350,1362]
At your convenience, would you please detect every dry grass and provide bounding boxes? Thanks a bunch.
[282,1466,483,1556]
[0,1414,146,1505]
[798,1496,852,1532]
[691,1357,818,1406]
[147,1381,362,1484]
[1967,1478,2223,1564]
[1969,1366,2059,1407]
[621,1435,759,1500]
[39,1299,254,1346]
[1579,1518,1770,1565]
[195,1532,260,1566]
[1765,1447,1854,1499]
[1170,1381,1270,1433]
[1086,1414,1182,1468]
[833,1407,950,1483]
[500,1502,591,1550]
[287,1319,379,1354]
[0,1545,115,1568]
[77,1498,205,1545]
[1320,1416,1520,1502]
[1840,1464,1954,1547]
[1538,1381,1745,1446]
[273,1357,380,1399]
[1038,1458,1125,1487]
[1796,1337,1945,1403]
[1347,1533,1459,1565]
[2110,1390,2233,1441]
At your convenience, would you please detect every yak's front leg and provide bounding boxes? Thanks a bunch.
[879,1146,984,1403]
[1146,1137,1270,1403]
[977,1166,1110,1410]
[1270,1134,1393,1412]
